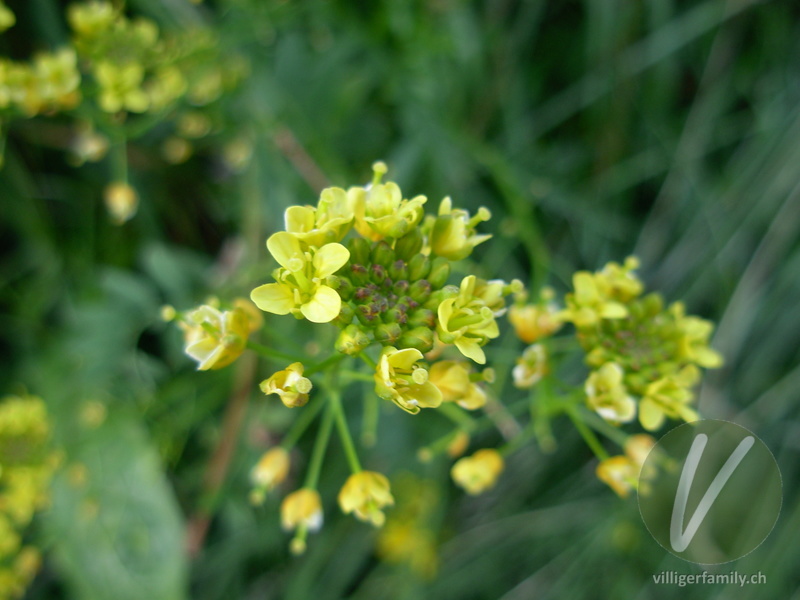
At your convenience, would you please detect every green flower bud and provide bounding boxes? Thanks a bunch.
[409,279,432,303]
[392,280,410,296]
[336,324,372,355]
[383,306,408,325]
[408,308,435,329]
[425,285,459,311]
[427,257,451,289]
[335,302,355,326]
[328,275,354,301]
[371,264,387,285]
[349,263,370,287]
[356,304,379,326]
[348,237,372,266]
[374,323,403,345]
[388,259,408,282]
[398,327,435,353]
[407,254,431,281]
[371,241,395,267]
[394,229,424,261]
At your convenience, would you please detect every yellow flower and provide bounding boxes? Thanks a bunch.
[250,447,290,503]
[585,362,636,423]
[180,304,251,370]
[260,363,312,408]
[428,360,487,410]
[596,434,655,497]
[561,271,628,329]
[94,61,150,113]
[671,303,723,368]
[284,187,354,247]
[351,162,427,240]
[451,449,504,495]
[103,182,138,224]
[508,301,562,344]
[33,48,81,108]
[512,344,548,389]
[68,1,117,37]
[250,232,349,323]
[146,65,187,110]
[436,275,500,364]
[376,520,439,579]
[638,365,699,431]
[280,488,323,532]
[429,196,492,261]
[374,347,443,414]
[599,256,643,302]
[0,2,15,32]
[338,471,394,527]
[447,431,470,458]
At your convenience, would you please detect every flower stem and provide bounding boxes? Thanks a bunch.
[280,395,326,450]
[246,340,304,363]
[567,407,610,460]
[304,353,345,377]
[361,393,378,447]
[330,387,362,473]
[437,402,475,430]
[303,400,335,490]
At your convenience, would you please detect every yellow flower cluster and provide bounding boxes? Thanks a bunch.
[560,257,722,430]
[0,49,81,116]
[596,434,656,497]
[0,395,59,600]
[250,162,514,415]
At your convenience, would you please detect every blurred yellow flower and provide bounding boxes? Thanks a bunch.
[508,300,562,344]
[429,196,492,261]
[280,488,323,532]
[0,2,15,32]
[451,449,504,495]
[94,61,150,113]
[638,365,699,431]
[596,434,655,497]
[284,187,354,247]
[260,363,312,408]
[561,271,628,329]
[512,343,548,389]
[103,182,138,224]
[180,303,253,371]
[338,471,394,527]
[250,447,290,503]
[585,362,636,424]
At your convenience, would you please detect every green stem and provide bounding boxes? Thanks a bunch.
[246,340,304,363]
[280,396,326,450]
[330,387,362,473]
[303,401,335,490]
[567,407,610,460]
[304,353,345,377]
[578,406,629,448]
[361,393,378,447]
[437,402,475,430]
[359,352,377,369]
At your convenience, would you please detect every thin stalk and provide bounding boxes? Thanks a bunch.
[303,401,335,490]
[280,395,326,450]
[330,387,362,473]
[567,407,610,461]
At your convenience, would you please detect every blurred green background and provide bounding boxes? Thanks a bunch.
[2,0,799,598]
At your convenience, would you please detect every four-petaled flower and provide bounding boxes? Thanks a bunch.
[437,275,500,364]
[338,471,394,527]
[251,232,350,323]
[374,347,443,414]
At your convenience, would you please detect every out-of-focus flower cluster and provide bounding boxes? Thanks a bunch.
[0,395,59,600]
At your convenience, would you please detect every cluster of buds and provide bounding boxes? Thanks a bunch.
[0,395,60,598]
[561,258,722,430]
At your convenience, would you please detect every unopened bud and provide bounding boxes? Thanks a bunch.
[408,279,432,303]
[348,237,371,265]
[407,254,431,281]
[394,229,424,261]
[370,241,395,267]
[427,257,451,288]
[398,327,434,353]
[374,323,402,345]
[388,259,408,281]
[335,324,372,355]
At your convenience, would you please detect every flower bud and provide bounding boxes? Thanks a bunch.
[334,302,355,326]
[335,324,372,355]
[392,280,410,296]
[408,279,432,303]
[349,263,370,287]
[407,254,431,281]
[397,327,434,353]
[328,275,354,301]
[408,308,435,329]
[427,257,451,289]
[388,259,408,282]
[370,264,387,285]
[394,228,424,261]
[374,323,403,345]
[370,240,395,267]
[104,182,138,224]
[348,237,372,266]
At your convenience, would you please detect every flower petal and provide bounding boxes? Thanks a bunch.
[638,398,665,431]
[455,338,486,364]
[313,243,350,278]
[251,283,295,315]
[285,205,315,234]
[301,285,341,323]
[388,348,424,371]
[267,232,303,270]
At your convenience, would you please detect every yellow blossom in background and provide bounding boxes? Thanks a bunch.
[32,48,81,109]
[428,197,492,261]
[180,303,253,371]
[512,344,548,389]
[250,232,349,323]
[94,61,150,113]
[377,520,439,579]
[638,365,700,431]
[599,256,643,302]
[350,161,426,240]
[0,2,15,32]
[69,124,109,165]
[67,1,117,38]
[437,275,500,364]
[428,360,487,410]
[338,471,394,527]
[671,303,724,368]
[561,271,628,329]
[103,182,138,224]
[451,448,504,495]
[284,187,354,247]
[508,298,562,344]
[585,362,636,423]
[146,65,187,111]
[280,488,323,532]
[250,448,290,504]
[446,431,470,458]
[260,363,312,408]
[374,347,442,414]
[596,434,656,497]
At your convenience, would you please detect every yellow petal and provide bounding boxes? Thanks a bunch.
[185,338,225,371]
[455,338,486,364]
[267,232,303,270]
[639,398,665,431]
[388,348,424,371]
[251,283,295,315]
[285,205,315,233]
[312,243,350,278]
[600,302,628,319]
[301,285,341,323]
[410,381,443,409]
